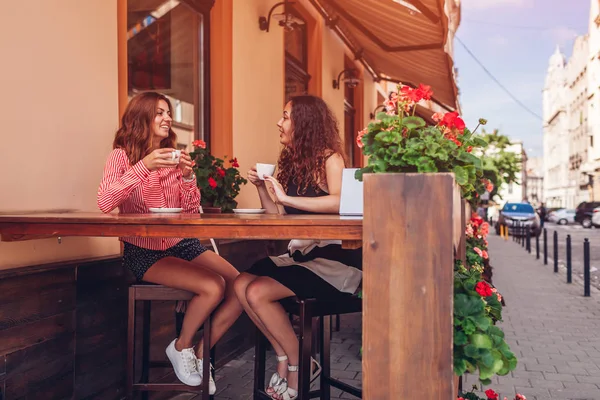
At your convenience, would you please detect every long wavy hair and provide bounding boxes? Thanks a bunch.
[277,95,346,194]
[113,92,177,164]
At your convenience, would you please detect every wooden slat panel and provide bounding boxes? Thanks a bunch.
[363,173,454,399]
[0,268,76,331]
[4,333,74,399]
[0,311,75,355]
[75,259,128,400]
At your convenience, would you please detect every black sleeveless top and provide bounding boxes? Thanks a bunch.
[283,179,327,215]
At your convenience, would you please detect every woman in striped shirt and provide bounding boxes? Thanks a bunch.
[98,92,241,392]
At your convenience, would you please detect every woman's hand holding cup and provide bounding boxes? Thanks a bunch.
[142,148,180,171]
[178,150,195,179]
[247,166,264,187]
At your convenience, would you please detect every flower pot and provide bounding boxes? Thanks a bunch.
[202,206,222,214]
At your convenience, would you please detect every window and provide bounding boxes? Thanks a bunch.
[502,203,534,213]
[284,9,309,104]
[126,0,210,147]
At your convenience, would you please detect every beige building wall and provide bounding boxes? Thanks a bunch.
[231,0,286,209]
[320,27,346,132]
[0,0,121,269]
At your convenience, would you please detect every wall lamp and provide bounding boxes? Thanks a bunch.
[259,1,304,32]
[369,92,398,118]
[332,69,360,89]
[369,105,386,119]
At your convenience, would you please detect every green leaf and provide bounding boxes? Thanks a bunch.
[464,344,479,358]
[480,350,495,368]
[453,165,468,185]
[454,358,467,376]
[455,331,468,346]
[472,137,488,147]
[401,116,426,129]
[416,156,437,173]
[454,294,485,317]
[470,333,493,349]
[472,315,491,331]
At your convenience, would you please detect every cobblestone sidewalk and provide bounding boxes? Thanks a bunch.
[204,313,363,400]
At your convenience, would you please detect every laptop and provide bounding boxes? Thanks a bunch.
[339,168,363,216]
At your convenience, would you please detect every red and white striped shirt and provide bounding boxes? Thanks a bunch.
[97,148,200,250]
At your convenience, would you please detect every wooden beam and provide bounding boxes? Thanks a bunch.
[402,0,440,24]
[363,173,454,399]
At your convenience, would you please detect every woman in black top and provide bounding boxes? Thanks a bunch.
[233,95,362,400]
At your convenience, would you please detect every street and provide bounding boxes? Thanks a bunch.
[509,221,600,289]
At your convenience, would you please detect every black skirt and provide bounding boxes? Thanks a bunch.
[245,257,354,301]
[123,238,208,281]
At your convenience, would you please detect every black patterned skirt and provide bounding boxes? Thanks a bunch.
[123,238,208,281]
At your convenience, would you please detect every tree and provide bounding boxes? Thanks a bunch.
[479,129,522,202]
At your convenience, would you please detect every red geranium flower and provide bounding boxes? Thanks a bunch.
[230,157,240,168]
[192,139,206,149]
[400,85,421,103]
[439,111,466,134]
[208,177,217,189]
[416,83,433,101]
[485,389,499,400]
[216,168,226,178]
[476,281,494,297]
[357,128,367,149]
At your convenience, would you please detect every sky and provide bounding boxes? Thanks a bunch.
[454,0,590,158]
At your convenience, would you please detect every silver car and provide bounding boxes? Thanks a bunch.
[496,202,541,237]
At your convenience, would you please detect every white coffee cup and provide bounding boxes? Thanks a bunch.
[171,150,182,164]
[256,163,276,180]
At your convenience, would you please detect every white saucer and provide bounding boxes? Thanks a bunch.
[149,207,183,213]
[233,209,266,214]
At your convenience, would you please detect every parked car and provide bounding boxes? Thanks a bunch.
[575,201,600,228]
[495,202,541,237]
[591,207,600,227]
[548,209,576,225]
[544,207,562,221]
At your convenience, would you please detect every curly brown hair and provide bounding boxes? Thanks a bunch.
[113,92,177,165]
[277,95,346,194]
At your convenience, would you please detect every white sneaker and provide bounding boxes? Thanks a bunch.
[196,358,217,395]
[165,339,202,386]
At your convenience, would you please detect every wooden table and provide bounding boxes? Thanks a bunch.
[0,212,363,244]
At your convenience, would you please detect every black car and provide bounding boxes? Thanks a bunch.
[574,201,600,228]
[496,202,541,237]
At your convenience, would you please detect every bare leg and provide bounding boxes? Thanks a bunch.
[142,257,225,351]
[234,272,288,380]
[190,250,243,356]
[245,277,299,393]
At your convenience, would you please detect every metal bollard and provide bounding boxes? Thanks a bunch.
[521,224,525,248]
[553,230,558,273]
[520,223,524,246]
[544,228,548,265]
[566,234,572,284]
[584,238,591,297]
[536,232,540,259]
[526,229,531,253]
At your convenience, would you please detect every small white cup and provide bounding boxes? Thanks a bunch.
[171,149,181,164]
[256,163,276,180]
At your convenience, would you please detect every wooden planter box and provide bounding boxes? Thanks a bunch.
[362,173,465,399]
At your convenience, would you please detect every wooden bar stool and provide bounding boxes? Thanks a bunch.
[253,296,362,400]
[127,283,213,400]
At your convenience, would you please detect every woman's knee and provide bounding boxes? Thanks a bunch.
[199,273,226,302]
[233,273,254,301]
[245,278,270,308]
